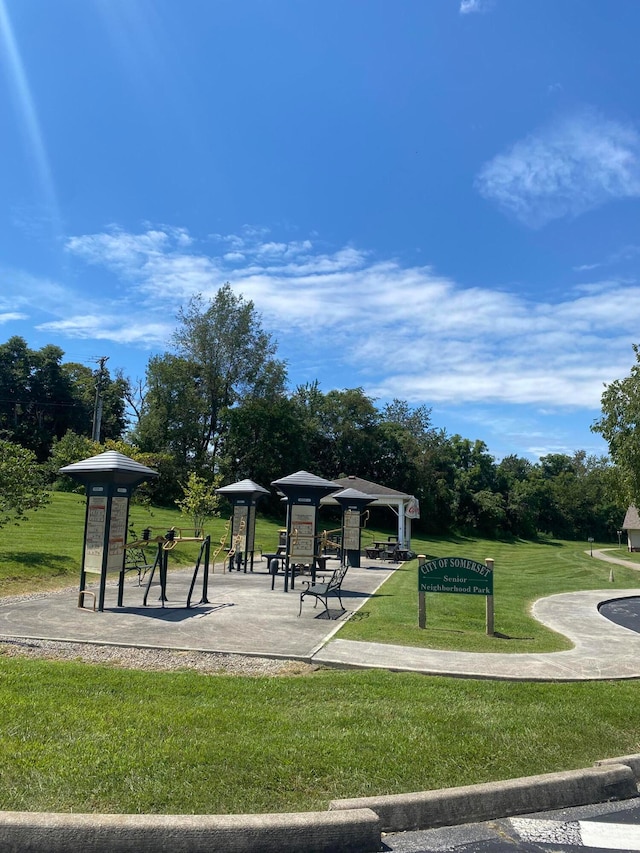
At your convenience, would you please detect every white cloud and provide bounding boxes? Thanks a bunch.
[0,312,26,323]
[476,110,640,227]
[0,224,621,411]
[38,314,173,346]
[459,0,492,14]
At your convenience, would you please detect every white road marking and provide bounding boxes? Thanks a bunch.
[510,817,640,849]
[579,820,640,850]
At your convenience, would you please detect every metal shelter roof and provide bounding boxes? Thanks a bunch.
[59,451,158,487]
[216,479,270,499]
[329,487,376,505]
[271,470,339,492]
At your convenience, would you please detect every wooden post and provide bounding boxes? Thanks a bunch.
[485,557,494,636]
[418,555,426,628]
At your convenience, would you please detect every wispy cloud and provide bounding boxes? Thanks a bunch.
[17,225,629,412]
[0,312,26,324]
[459,0,493,14]
[476,110,640,227]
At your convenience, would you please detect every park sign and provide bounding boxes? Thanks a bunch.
[418,555,495,634]
[418,556,493,596]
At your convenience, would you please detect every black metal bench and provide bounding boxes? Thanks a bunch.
[298,563,349,618]
[124,546,156,585]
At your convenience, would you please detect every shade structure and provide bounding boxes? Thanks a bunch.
[59,451,158,488]
[216,479,270,500]
[271,470,339,500]
[325,475,416,548]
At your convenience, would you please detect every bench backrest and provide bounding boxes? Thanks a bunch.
[327,563,348,591]
[125,546,149,566]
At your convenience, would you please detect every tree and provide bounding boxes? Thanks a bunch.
[133,354,207,475]
[136,285,286,474]
[220,394,309,495]
[0,438,49,527]
[0,337,80,460]
[593,344,640,506]
[175,472,221,536]
[0,337,127,461]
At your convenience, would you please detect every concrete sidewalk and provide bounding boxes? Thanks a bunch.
[0,558,396,660]
[2,549,640,679]
[315,587,640,680]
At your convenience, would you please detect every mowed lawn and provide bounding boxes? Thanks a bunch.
[1,495,640,814]
[339,534,640,653]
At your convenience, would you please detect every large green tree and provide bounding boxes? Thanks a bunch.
[0,338,85,460]
[592,343,640,506]
[0,337,126,460]
[135,285,287,476]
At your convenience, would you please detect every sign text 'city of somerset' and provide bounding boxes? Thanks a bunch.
[418,556,493,596]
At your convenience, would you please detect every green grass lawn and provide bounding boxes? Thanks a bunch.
[0,658,639,814]
[2,497,640,814]
[339,534,640,653]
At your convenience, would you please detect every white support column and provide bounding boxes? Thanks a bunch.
[397,500,405,546]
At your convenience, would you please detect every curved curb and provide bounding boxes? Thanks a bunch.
[0,807,381,853]
[329,758,640,833]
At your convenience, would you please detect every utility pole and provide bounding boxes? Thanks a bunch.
[91,356,109,442]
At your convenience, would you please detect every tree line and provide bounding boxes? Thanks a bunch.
[0,284,633,540]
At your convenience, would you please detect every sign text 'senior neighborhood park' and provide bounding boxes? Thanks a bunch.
[418,556,493,596]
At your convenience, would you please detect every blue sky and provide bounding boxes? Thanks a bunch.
[2,0,640,462]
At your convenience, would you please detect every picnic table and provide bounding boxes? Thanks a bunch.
[267,553,336,591]
[365,541,409,561]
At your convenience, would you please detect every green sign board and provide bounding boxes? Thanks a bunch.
[418,556,493,595]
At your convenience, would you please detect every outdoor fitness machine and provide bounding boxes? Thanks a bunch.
[132,527,212,609]
[271,470,340,591]
[60,451,158,612]
[328,487,375,568]
[215,478,270,572]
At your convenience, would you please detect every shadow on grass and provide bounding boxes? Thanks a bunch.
[349,610,370,621]
[493,631,535,641]
[1,551,71,568]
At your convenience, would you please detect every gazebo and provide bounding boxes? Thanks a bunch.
[326,475,418,549]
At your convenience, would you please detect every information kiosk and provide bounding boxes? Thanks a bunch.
[60,451,158,612]
[329,487,375,568]
[271,471,339,590]
[215,478,270,572]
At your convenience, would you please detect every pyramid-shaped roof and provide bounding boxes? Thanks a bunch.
[59,451,158,486]
[216,479,270,498]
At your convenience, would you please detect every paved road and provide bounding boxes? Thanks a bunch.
[384,799,640,852]
[600,595,640,634]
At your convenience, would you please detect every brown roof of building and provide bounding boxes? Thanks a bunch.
[623,505,640,530]
[331,475,412,499]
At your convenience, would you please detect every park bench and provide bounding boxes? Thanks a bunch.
[298,563,349,618]
[124,546,156,585]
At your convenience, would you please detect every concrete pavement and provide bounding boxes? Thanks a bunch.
[3,549,640,680]
[0,557,396,660]
[315,586,640,680]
